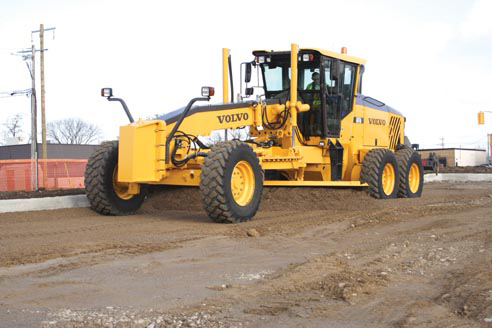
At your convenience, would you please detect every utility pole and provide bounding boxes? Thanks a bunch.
[30,45,38,191]
[10,45,43,191]
[10,47,40,191]
[32,24,55,189]
[440,137,445,149]
[489,133,492,163]
[40,24,47,188]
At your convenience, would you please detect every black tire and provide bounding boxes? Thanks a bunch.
[85,141,146,215]
[361,148,400,199]
[200,140,263,223]
[396,149,424,198]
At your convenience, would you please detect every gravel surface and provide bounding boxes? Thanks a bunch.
[1,182,491,327]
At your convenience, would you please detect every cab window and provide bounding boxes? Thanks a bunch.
[323,59,340,136]
[341,63,356,117]
[302,69,320,89]
[323,61,336,88]
[264,65,285,92]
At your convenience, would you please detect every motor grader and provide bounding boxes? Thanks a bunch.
[85,44,424,223]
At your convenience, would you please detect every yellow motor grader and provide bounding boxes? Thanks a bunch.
[85,44,423,223]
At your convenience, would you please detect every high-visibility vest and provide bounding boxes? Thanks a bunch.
[306,83,321,109]
[306,83,320,90]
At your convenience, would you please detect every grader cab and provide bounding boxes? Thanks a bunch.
[85,44,424,223]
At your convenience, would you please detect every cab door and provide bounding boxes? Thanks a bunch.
[339,62,357,121]
[321,59,356,137]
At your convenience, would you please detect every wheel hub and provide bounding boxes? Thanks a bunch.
[113,166,133,200]
[408,163,420,193]
[231,161,255,206]
[381,163,395,196]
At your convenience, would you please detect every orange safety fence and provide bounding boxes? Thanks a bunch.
[0,159,88,192]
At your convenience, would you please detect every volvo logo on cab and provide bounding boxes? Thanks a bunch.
[217,113,249,124]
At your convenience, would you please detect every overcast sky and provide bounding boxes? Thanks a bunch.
[1,0,491,150]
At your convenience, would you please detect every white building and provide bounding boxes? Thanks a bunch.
[418,148,486,167]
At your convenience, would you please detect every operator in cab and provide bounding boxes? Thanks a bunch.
[305,72,322,136]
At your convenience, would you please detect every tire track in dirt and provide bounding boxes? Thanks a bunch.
[146,200,491,328]
[2,182,491,328]
[0,237,203,279]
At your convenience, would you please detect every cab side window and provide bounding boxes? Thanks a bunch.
[341,63,356,117]
[323,60,339,135]
[321,60,357,136]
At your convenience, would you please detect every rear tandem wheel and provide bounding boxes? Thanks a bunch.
[396,148,424,198]
[361,148,400,199]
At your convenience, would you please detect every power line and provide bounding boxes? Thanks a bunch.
[0,89,31,98]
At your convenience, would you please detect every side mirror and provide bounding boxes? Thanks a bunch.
[245,63,252,83]
[101,88,113,97]
[330,60,340,82]
[245,87,254,96]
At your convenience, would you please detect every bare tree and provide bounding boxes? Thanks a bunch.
[3,113,24,138]
[47,118,102,144]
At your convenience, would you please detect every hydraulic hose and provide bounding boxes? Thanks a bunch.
[165,97,209,164]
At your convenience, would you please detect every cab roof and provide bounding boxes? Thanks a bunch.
[252,48,366,66]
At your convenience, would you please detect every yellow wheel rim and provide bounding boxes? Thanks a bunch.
[231,161,255,206]
[408,163,420,193]
[381,163,395,196]
[112,166,133,200]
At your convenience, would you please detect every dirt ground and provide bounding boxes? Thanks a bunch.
[0,182,491,328]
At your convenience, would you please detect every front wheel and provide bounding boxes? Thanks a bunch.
[200,140,263,223]
[85,141,146,215]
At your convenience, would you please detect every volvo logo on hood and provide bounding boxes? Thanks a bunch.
[217,113,249,124]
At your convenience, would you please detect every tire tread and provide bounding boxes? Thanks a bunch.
[199,140,262,223]
[361,148,398,199]
[84,141,144,215]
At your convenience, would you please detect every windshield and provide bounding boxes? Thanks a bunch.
[263,61,290,93]
[264,65,289,92]
[260,53,320,100]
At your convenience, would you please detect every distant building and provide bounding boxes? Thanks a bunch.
[0,143,99,160]
[4,137,25,145]
[417,148,486,167]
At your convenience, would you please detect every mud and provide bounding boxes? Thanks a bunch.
[1,182,492,327]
